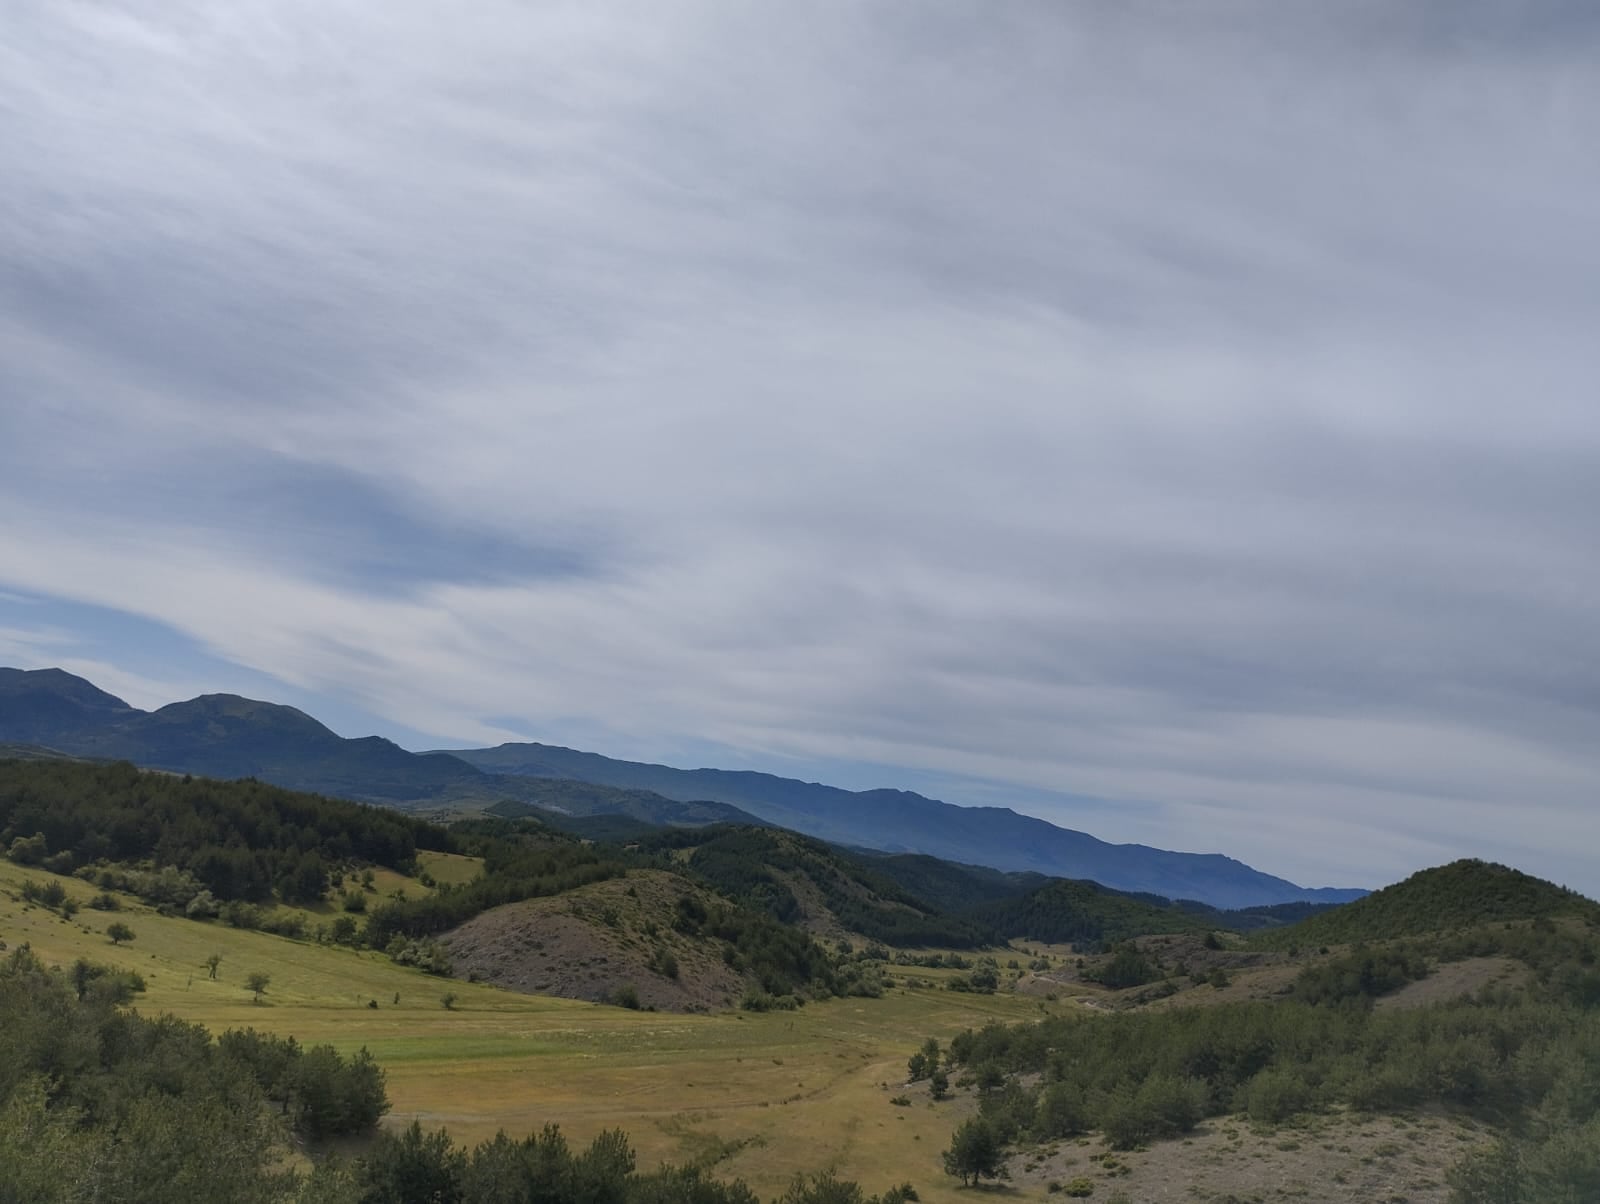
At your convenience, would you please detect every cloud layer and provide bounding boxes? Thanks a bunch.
[5,2,1600,891]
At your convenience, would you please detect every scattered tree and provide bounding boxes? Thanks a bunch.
[942,1117,1003,1187]
[106,921,135,946]
[246,971,271,1003]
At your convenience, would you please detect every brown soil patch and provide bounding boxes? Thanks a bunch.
[1012,1109,1483,1203]
[441,871,746,1012]
[1376,956,1528,1011]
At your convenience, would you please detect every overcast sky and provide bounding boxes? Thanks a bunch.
[4,2,1598,894]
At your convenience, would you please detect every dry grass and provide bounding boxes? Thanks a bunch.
[1375,956,1527,1011]
[0,858,1058,1201]
[1014,1109,1480,1203]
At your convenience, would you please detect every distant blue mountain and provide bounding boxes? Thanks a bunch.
[446,743,1366,910]
[0,667,761,828]
[0,666,1364,909]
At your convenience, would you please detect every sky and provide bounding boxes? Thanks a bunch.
[4,2,1599,895]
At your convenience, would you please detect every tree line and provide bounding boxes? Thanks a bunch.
[0,759,448,904]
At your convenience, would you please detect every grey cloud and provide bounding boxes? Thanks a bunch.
[3,2,1600,890]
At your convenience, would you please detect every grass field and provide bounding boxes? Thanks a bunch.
[0,857,1071,1200]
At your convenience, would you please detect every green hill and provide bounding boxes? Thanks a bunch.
[855,852,1047,914]
[961,876,1215,948]
[630,825,1001,948]
[1252,858,1600,950]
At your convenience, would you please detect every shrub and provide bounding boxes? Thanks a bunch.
[1036,1082,1089,1138]
[1245,1067,1311,1125]
[222,900,263,929]
[651,948,680,979]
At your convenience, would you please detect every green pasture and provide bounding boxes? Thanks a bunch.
[0,857,1075,1200]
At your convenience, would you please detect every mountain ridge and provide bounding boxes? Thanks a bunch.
[0,666,1364,909]
[446,739,1364,908]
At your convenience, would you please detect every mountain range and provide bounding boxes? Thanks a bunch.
[0,666,1365,909]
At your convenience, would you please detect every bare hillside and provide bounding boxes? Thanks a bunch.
[441,870,746,1012]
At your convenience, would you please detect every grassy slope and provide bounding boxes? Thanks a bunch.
[1251,859,1600,950]
[0,856,1068,1202]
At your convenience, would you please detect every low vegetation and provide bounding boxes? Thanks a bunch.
[0,944,386,1201]
[925,868,1600,1201]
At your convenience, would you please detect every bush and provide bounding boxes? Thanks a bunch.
[7,832,47,865]
[1087,945,1161,990]
[222,900,263,929]
[330,915,361,945]
[1245,1067,1312,1125]
[741,987,799,1012]
[385,936,452,975]
[651,948,680,980]
[1097,1075,1206,1148]
[1036,1082,1089,1138]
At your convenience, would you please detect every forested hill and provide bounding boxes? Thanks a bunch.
[1251,859,1600,950]
[0,757,448,903]
[962,878,1212,946]
[628,826,1002,948]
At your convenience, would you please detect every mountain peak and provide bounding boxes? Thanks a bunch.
[0,665,138,744]
[0,665,135,710]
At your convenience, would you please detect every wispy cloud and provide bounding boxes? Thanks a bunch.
[4,2,1599,891]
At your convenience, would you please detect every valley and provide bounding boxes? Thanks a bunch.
[1,716,1595,1203]
[0,850,1059,1200]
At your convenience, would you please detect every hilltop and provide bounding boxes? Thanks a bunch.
[442,871,759,1011]
[1252,858,1600,950]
